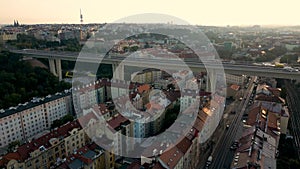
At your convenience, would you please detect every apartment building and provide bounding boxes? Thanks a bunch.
[231,126,277,169]
[229,82,288,169]
[225,74,246,85]
[57,143,105,169]
[0,90,72,148]
[180,89,200,111]
[72,81,106,113]
[131,68,162,84]
[0,120,84,169]
[106,113,133,156]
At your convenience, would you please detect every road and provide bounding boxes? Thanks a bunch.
[9,49,300,80]
[208,76,257,169]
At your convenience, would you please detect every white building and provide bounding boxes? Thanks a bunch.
[73,80,106,114]
[0,90,72,148]
[225,73,245,85]
[180,89,200,111]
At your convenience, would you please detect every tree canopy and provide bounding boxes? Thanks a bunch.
[280,54,298,63]
[0,49,71,109]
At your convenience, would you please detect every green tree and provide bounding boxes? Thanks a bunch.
[280,54,298,64]
[50,114,74,129]
[7,140,21,152]
[0,50,71,109]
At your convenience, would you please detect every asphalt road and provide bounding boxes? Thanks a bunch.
[207,77,256,169]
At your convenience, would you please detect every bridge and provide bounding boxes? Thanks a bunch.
[10,49,300,82]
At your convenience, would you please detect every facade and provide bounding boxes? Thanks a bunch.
[0,121,84,169]
[225,73,245,85]
[180,89,200,111]
[185,78,200,90]
[0,33,18,42]
[107,113,133,156]
[131,68,162,84]
[0,90,72,148]
[73,81,106,114]
[0,116,114,169]
[173,70,193,82]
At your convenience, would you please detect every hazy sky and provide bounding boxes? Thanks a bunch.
[1,0,300,26]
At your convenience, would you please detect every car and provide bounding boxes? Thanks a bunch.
[230,146,238,150]
[230,141,239,150]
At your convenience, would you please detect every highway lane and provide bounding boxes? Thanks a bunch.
[209,77,256,169]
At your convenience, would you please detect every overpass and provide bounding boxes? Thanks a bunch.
[10,49,300,81]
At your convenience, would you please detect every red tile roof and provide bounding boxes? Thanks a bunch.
[78,111,98,126]
[255,94,284,104]
[17,120,81,161]
[0,152,21,167]
[152,162,165,169]
[137,84,151,94]
[246,106,260,125]
[159,146,183,169]
[107,113,129,129]
[176,137,192,154]
[267,113,279,130]
[93,103,110,115]
[230,84,240,91]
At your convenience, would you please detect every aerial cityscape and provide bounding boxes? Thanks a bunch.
[1,1,300,169]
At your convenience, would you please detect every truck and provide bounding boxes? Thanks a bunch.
[275,63,284,68]
[206,156,213,168]
[207,156,213,163]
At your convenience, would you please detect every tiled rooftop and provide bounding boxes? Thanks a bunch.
[16,120,81,161]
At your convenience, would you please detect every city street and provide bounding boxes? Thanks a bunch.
[204,77,256,169]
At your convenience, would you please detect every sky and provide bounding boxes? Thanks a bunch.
[1,0,300,26]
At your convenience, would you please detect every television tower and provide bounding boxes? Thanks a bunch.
[80,9,83,24]
[80,9,84,41]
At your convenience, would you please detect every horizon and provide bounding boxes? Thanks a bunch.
[1,0,300,26]
[2,22,300,28]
